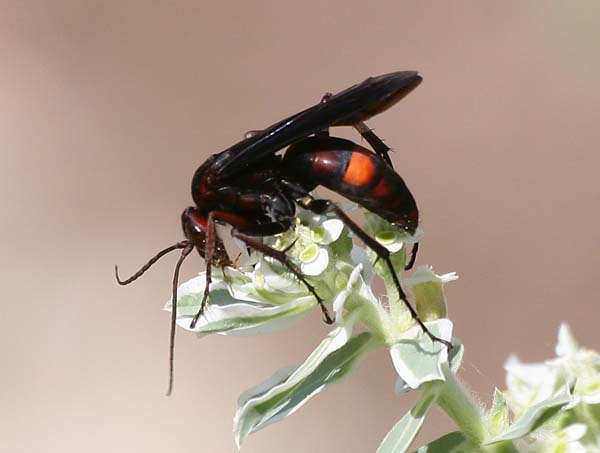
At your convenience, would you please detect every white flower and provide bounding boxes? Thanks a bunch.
[363,211,423,253]
[501,324,600,451]
[504,355,560,417]
[559,423,587,452]
[297,218,344,276]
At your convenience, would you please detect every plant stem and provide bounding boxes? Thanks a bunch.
[437,363,487,445]
[436,364,518,452]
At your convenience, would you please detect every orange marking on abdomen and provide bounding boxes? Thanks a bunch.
[342,152,376,186]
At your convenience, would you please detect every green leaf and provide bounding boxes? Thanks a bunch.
[488,388,510,436]
[484,381,574,445]
[413,431,470,452]
[404,266,458,321]
[234,327,377,448]
[411,280,447,321]
[377,386,440,453]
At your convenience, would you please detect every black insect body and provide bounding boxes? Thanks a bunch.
[116,71,451,394]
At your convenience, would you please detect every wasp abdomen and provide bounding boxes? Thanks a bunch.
[283,136,419,233]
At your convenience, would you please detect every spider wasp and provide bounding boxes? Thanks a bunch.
[116,71,451,394]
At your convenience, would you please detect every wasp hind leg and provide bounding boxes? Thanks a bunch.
[298,196,451,350]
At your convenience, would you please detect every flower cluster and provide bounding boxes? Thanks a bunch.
[502,324,600,452]
[164,207,459,450]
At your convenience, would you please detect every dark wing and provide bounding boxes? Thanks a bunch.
[212,71,422,179]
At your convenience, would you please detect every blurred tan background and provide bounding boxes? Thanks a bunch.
[2,1,600,452]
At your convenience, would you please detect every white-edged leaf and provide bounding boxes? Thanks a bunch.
[396,338,463,395]
[165,283,316,336]
[332,263,377,324]
[193,295,314,336]
[350,245,374,283]
[390,319,453,390]
[484,381,574,445]
[377,386,440,453]
[413,431,470,453]
[234,328,376,448]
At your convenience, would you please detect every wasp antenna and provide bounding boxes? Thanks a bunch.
[115,241,189,286]
[166,243,194,396]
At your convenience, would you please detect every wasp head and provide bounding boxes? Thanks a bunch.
[181,206,232,267]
